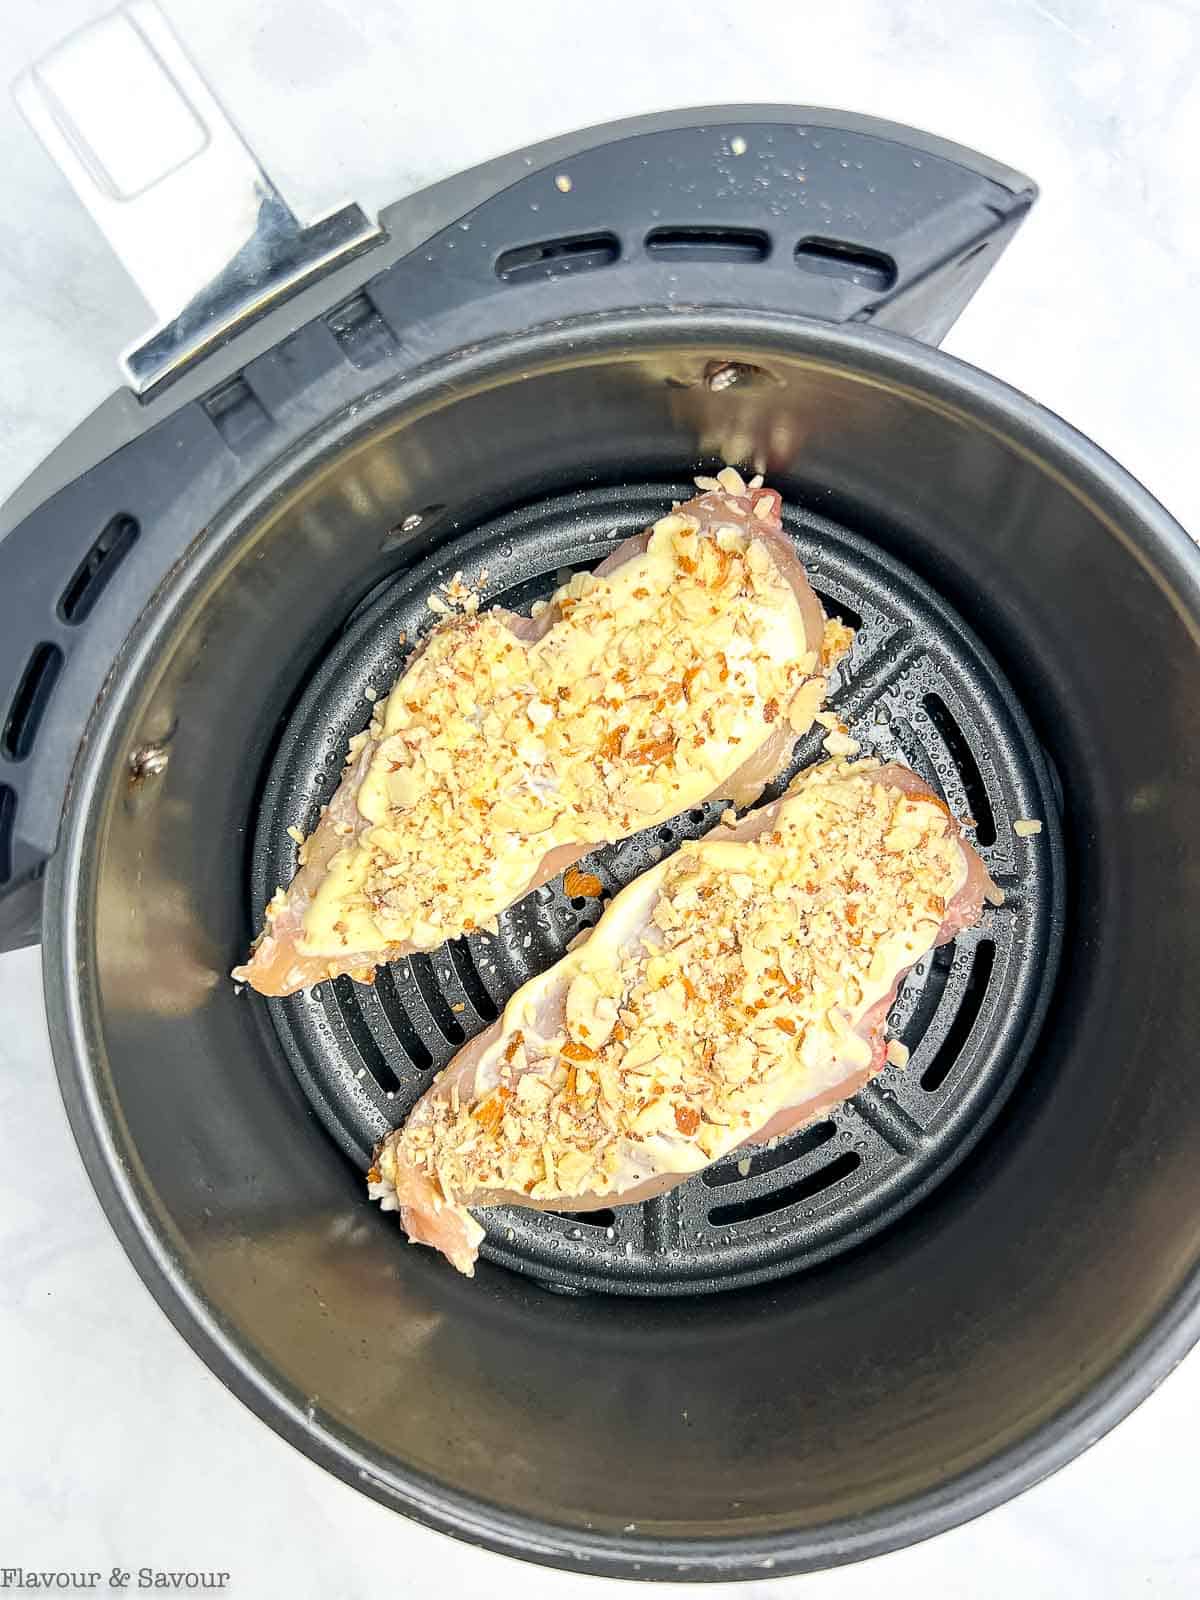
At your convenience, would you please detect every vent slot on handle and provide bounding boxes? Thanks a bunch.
[795,237,897,290]
[3,643,63,762]
[58,514,139,625]
[496,233,619,283]
[645,226,769,263]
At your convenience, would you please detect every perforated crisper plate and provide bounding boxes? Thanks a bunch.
[247,483,1064,1295]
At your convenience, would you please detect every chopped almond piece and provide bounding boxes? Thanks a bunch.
[561,1040,598,1063]
[563,868,604,899]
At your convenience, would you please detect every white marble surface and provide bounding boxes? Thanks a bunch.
[2,0,1198,1594]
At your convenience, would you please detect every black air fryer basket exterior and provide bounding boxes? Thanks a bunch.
[3,109,1200,1579]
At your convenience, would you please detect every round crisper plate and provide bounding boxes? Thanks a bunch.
[248,482,1064,1295]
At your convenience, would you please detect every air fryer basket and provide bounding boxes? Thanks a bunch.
[3,24,1200,1577]
[35,313,1200,1577]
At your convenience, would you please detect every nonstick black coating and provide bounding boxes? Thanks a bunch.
[250,483,1062,1294]
[42,314,1200,1577]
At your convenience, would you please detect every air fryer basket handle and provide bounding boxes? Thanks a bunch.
[0,86,1035,952]
[14,2,383,395]
[379,109,1036,349]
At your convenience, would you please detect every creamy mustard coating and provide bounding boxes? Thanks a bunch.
[300,504,823,959]
[381,759,968,1207]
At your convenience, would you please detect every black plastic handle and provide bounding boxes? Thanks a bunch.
[0,107,1035,951]
[371,110,1034,351]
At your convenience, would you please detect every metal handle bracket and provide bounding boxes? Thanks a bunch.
[14,0,383,392]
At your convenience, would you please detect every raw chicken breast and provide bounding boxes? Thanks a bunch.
[369,758,997,1276]
[236,471,842,997]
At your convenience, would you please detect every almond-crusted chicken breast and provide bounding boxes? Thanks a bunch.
[369,758,997,1276]
[235,471,841,996]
